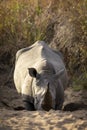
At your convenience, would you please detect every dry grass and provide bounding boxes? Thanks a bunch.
[0,0,87,89]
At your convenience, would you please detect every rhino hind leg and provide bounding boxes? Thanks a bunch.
[24,101,35,111]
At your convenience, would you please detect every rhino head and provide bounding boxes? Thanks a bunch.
[28,67,64,111]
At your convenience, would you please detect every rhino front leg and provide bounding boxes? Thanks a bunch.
[55,80,64,110]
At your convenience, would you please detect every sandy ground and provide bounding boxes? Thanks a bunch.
[0,83,87,130]
[0,109,87,130]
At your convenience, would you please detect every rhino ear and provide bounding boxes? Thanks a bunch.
[54,68,65,79]
[28,68,37,78]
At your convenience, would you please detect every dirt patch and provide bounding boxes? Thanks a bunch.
[0,109,87,130]
[0,80,87,130]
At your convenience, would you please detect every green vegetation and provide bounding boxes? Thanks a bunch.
[72,71,87,91]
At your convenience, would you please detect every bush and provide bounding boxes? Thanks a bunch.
[0,0,49,48]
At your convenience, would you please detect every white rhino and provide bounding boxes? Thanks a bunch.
[14,41,68,111]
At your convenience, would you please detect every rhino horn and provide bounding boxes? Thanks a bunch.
[42,83,52,111]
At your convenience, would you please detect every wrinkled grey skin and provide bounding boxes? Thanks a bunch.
[14,41,68,111]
